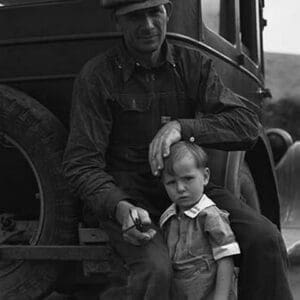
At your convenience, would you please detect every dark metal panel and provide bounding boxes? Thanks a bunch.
[0,245,111,260]
[0,36,119,79]
[0,0,115,40]
[168,0,200,40]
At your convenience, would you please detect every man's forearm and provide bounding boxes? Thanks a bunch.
[178,106,259,151]
[182,55,260,151]
[62,158,131,218]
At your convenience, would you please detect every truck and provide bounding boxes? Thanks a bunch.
[0,0,293,298]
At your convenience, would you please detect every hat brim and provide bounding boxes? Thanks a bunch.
[115,0,170,16]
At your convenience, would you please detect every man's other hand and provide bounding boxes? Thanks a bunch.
[116,201,156,246]
[149,120,181,176]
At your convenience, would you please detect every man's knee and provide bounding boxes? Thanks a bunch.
[205,183,242,211]
[128,250,172,299]
[252,223,282,250]
[236,213,285,255]
[135,251,173,282]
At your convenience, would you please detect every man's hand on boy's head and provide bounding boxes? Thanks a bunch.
[116,201,156,246]
[149,120,181,176]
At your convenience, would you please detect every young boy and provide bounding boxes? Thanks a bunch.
[160,141,240,300]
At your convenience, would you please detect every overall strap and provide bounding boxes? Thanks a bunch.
[171,44,188,93]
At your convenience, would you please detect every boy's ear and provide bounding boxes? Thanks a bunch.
[203,168,210,186]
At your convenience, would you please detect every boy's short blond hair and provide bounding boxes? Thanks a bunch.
[163,141,208,176]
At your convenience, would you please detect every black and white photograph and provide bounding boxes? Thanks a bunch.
[0,0,299,299]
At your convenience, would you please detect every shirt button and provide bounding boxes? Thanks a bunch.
[189,136,195,143]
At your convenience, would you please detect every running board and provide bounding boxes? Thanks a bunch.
[0,245,111,261]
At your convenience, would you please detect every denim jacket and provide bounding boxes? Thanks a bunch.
[62,40,259,218]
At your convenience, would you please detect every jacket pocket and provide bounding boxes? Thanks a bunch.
[111,93,155,146]
[116,94,152,112]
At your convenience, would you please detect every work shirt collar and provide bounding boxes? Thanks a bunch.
[159,194,216,228]
[117,40,176,82]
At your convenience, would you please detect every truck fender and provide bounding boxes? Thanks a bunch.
[205,148,260,212]
[211,127,281,228]
[276,141,300,227]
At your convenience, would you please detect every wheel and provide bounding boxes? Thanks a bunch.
[266,128,293,165]
[239,162,260,212]
[0,85,78,299]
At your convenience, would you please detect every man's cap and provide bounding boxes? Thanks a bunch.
[100,0,170,16]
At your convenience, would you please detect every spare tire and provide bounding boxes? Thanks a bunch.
[0,85,78,299]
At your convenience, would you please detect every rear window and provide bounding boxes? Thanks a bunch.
[201,0,236,44]
[239,0,258,62]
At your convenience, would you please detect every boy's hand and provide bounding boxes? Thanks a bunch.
[116,201,156,246]
[149,120,181,176]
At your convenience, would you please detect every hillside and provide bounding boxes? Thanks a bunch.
[264,52,300,101]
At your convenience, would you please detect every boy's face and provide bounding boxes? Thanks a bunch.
[162,153,210,211]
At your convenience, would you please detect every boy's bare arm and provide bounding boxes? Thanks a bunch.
[213,256,234,300]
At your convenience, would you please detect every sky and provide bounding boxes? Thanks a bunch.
[264,0,300,54]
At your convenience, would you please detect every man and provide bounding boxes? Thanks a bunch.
[63,0,293,299]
